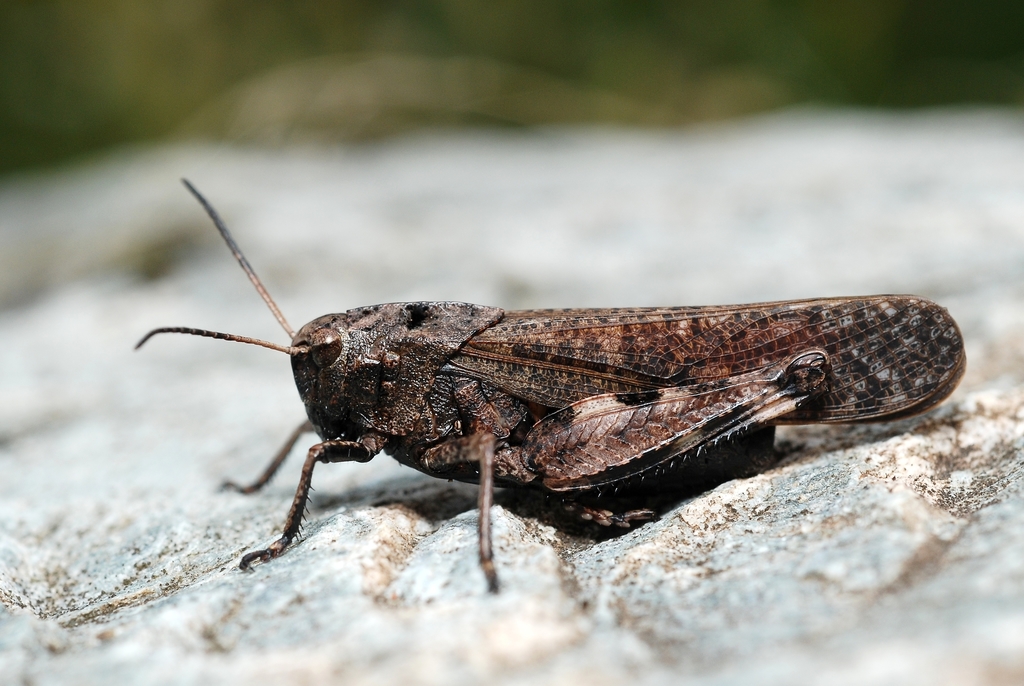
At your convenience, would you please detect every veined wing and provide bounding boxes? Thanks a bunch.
[444,296,965,422]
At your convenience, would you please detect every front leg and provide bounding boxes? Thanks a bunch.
[422,434,499,593]
[240,439,373,569]
[222,420,313,494]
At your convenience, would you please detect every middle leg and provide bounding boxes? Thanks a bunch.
[422,433,499,593]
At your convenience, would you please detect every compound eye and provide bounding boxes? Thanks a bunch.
[310,329,344,367]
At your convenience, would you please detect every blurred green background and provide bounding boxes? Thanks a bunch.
[3,0,1024,178]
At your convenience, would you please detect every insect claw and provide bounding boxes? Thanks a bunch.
[609,508,657,529]
[240,533,294,570]
[239,549,271,570]
[220,480,256,494]
[482,560,499,594]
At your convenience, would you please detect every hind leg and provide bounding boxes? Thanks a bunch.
[561,501,656,528]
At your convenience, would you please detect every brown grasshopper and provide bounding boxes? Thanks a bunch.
[137,180,966,592]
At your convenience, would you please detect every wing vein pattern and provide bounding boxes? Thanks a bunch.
[446,296,965,422]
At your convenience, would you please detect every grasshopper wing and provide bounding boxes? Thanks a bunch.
[449,296,964,423]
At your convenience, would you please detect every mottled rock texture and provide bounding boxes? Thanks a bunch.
[3,111,1024,685]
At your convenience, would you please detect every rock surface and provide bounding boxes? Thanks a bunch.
[3,111,1024,685]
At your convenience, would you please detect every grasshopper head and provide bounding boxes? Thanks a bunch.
[290,314,359,441]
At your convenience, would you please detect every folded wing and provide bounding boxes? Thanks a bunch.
[445,296,964,422]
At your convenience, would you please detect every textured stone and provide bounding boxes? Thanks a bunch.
[3,111,1024,685]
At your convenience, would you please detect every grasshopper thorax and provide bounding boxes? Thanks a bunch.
[290,303,504,442]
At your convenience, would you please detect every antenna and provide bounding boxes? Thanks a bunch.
[135,327,308,355]
[181,179,296,339]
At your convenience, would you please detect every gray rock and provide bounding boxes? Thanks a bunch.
[3,110,1024,685]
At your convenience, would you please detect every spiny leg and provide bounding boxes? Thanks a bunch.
[523,351,830,492]
[223,420,313,494]
[422,433,499,593]
[240,439,371,569]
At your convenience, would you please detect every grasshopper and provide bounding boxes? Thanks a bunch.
[137,181,966,592]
